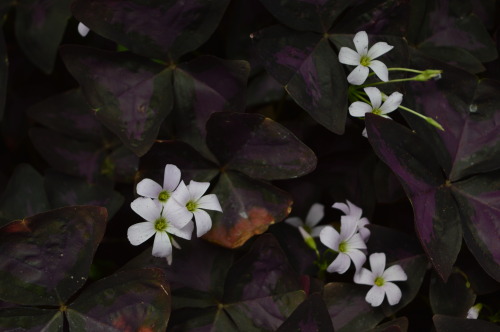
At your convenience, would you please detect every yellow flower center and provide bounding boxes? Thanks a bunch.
[360,55,371,67]
[154,217,168,232]
[186,201,197,212]
[374,276,385,287]
[158,191,170,203]
[338,241,348,253]
[372,108,382,115]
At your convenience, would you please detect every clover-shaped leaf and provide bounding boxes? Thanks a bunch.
[60,45,173,156]
[433,314,500,332]
[276,293,334,332]
[0,206,107,305]
[72,0,230,61]
[429,270,476,317]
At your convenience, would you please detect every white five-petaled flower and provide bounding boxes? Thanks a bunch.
[77,22,90,37]
[319,222,367,274]
[172,180,222,237]
[285,203,326,238]
[332,200,370,242]
[128,197,193,264]
[338,31,394,85]
[349,87,403,120]
[136,164,182,206]
[354,252,407,307]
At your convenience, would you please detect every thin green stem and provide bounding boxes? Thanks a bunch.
[388,67,423,74]
[360,77,418,88]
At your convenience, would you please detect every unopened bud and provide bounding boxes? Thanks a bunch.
[414,69,443,81]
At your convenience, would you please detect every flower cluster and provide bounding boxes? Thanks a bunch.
[339,31,444,136]
[287,199,407,307]
[127,164,222,264]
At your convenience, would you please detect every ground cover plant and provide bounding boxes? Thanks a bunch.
[0,0,499,331]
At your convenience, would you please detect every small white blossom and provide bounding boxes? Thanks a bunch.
[172,180,222,237]
[354,252,407,307]
[128,197,193,264]
[285,203,326,238]
[136,164,182,206]
[467,303,482,319]
[319,222,367,274]
[349,87,403,120]
[78,22,90,37]
[332,200,370,242]
[338,31,394,85]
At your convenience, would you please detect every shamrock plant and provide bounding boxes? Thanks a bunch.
[0,0,499,331]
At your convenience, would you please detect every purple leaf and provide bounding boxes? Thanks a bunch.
[173,56,250,152]
[0,206,107,305]
[452,171,500,281]
[0,307,63,331]
[433,314,500,332]
[254,25,348,134]
[15,0,71,73]
[29,127,106,183]
[72,0,230,61]
[67,268,170,331]
[276,293,334,332]
[369,317,409,332]
[207,112,317,180]
[0,164,50,226]
[106,146,140,183]
[429,271,476,317]
[60,45,174,156]
[259,0,351,33]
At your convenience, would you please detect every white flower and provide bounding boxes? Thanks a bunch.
[349,87,403,120]
[338,31,393,85]
[332,200,370,242]
[319,222,367,274]
[467,303,482,319]
[285,203,326,238]
[78,22,90,37]
[171,180,222,237]
[136,164,182,206]
[354,252,407,307]
[128,197,193,264]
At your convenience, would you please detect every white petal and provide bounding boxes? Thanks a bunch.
[298,226,312,242]
[285,217,304,228]
[347,65,369,85]
[171,237,181,249]
[368,60,389,82]
[136,178,163,199]
[362,128,368,138]
[193,209,212,237]
[127,222,155,246]
[364,87,382,109]
[383,264,408,282]
[347,233,367,250]
[77,22,90,37]
[327,253,351,274]
[166,254,173,265]
[359,227,371,242]
[340,216,358,240]
[131,197,162,222]
[347,248,367,272]
[171,181,190,205]
[169,221,194,240]
[197,194,222,212]
[354,268,375,285]
[358,217,370,228]
[163,164,181,192]
[152,232,172,257]
[383,282,402,305]
[332,202,349,215]
[305,203,324,227]
[346,200,363,219]
[369,253,387,277]
[365,285,385,307]
[353,31,369,55]
[367,42,393,59]
[467,306,480,319]
[319,226,340,250]
[338,47,361,66]
[188,180,210,201]
[310,225,326,238]
[163,199,193,228]
[349,101,372,118]
[380,92,403,114]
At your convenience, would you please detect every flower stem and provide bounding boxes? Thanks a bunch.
[388,67,423,74]
[398,105,445,131]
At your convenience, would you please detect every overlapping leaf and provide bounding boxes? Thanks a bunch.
[0,307,63,331]
[139,112,316,248]
[15,0,72,73]
[433,315,500,332]
[366,112,500,282]
[429,270,476,317]
[60,46,173,156]
[0,206,107,306]
[276,293,334,332]
[71,0,231,61]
